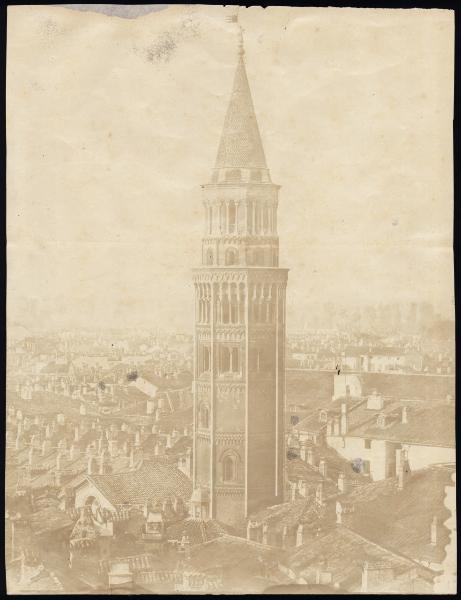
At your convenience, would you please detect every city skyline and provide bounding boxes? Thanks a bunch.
[7,5,454,333]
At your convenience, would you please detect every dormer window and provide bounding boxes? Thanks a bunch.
[376,413,386,429]
[319,410,328,423]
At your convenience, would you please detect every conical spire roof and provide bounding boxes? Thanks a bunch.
[215,50,267,170]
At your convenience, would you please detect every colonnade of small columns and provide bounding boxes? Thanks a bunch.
[195,282,280,325]
[204,200,277,236]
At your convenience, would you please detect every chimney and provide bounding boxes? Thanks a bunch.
[87,456,94,475]
[338,472,346,493]
[300,444,306,462]
[361,562,369,593]
[282,525,289,548]
[99,452,106,475]
[108,439,118,458]
[28,447,34,467]
[296,524,304,547]
[340,403,348,435]
[69,444,79,461]
[307,447,315,466]
[336,501,342,524]
[319,459,328,478]
[430,516,438,546]
[129,448,135,469]
[122,441,129,456]
[316,483,324,506]
[74,426,79,442]
[261,523,269,546]
[152,424,159,435]
[134,430,141,447]
[401,406,408,424]
[97,437,103,454]
[333,417,340,436]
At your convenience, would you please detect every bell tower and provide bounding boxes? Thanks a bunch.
[192,21,288,528]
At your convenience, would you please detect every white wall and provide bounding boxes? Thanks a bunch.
[74,479,117,512]
[328,434,455,481]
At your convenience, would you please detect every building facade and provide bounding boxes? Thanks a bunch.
[192,35,288,527]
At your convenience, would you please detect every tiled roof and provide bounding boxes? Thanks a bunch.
[343,465,455,565]
[346,398,455,447]
[285,527,434,593]
[167,518,233,546]
[215,55,267,170]
[87,460,192,506]
[249,498,331,532]
[28,505,74,536]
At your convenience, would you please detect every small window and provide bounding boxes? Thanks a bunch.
[364,439,371,449]
[199,404,209,428]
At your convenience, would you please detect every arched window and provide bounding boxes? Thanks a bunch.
[202,346,210,372]
[220,347,231,373]
[222,292,230,324]
[223,455,236,482]
[231,348,239,373]
[247,201,253,233]
[199,404,209,428]
[206,249,213,265]
[225,248,238,266]
[228,202,236,233]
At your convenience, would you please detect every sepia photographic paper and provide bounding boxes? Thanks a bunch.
[6,3,455,594]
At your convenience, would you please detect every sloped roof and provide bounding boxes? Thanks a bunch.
[285,527,434,593]
[346,398,455,447]
[87,461,192,506]
[28,505,74,536]
[167,518,234,546]
[215,54,267,170]
[343,465,455,565]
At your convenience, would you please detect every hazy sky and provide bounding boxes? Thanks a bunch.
[7,5,454,333]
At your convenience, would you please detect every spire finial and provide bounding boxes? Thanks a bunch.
[226,8,244,57]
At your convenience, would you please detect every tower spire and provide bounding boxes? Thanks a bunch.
[215,12,267,172]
